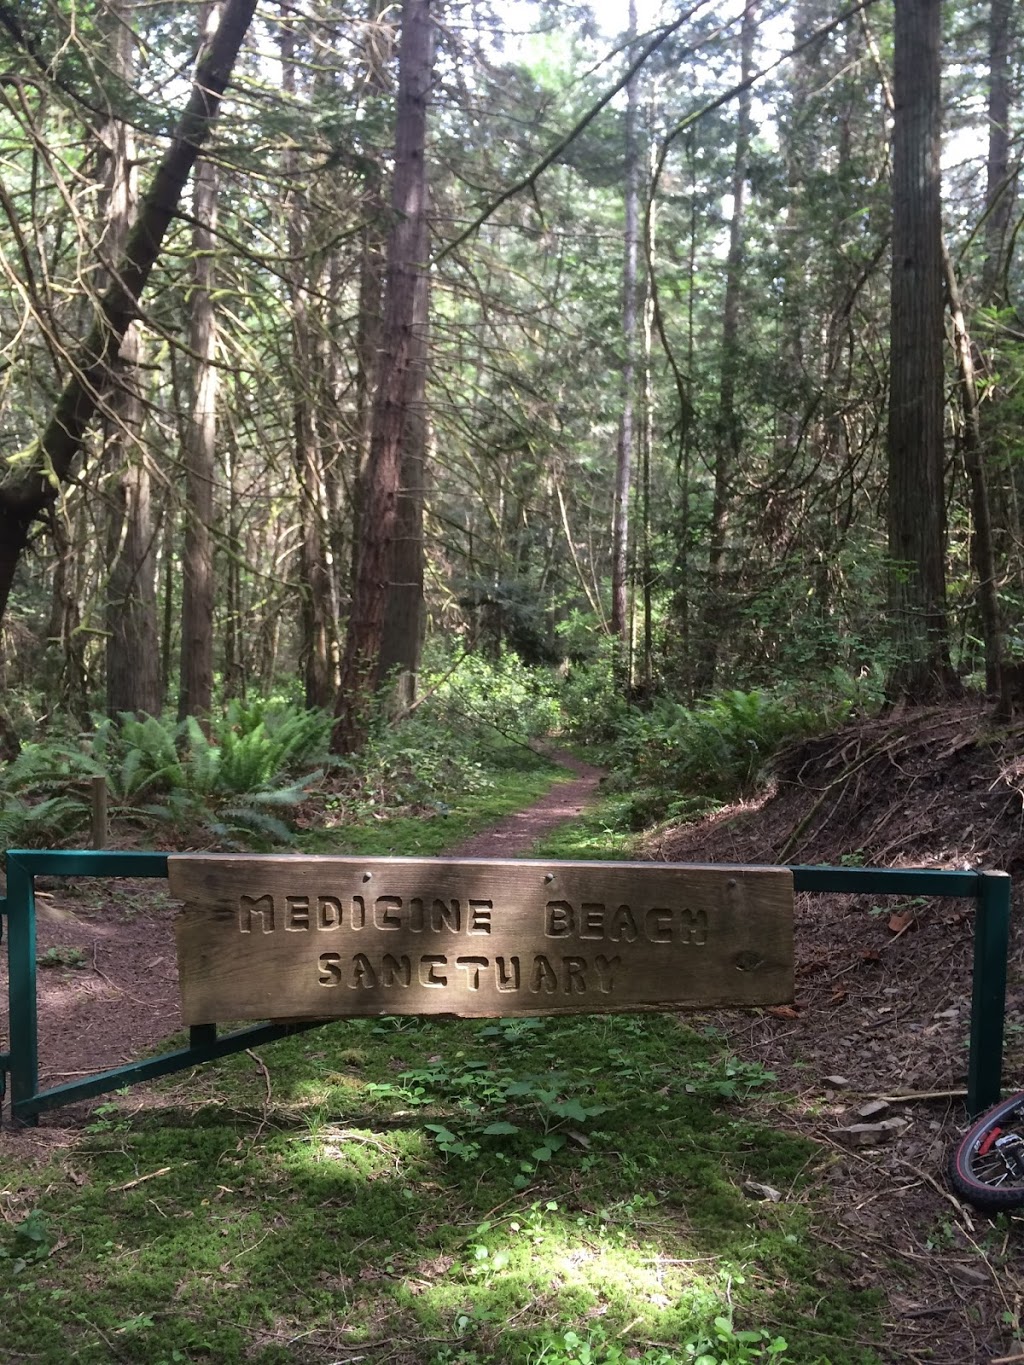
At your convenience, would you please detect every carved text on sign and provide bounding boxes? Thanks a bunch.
[238,893,495,935]
[169,856,795,1023]
[235,891,708,949]
[315,951,622,994]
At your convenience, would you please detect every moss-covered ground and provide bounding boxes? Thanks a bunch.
[0,772,884,1365]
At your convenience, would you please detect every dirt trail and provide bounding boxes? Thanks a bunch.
[446,749,603,858]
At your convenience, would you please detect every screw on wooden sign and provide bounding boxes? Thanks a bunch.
[168,855,795,1025]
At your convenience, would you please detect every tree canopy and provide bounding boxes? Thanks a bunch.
[0,0,1020,727]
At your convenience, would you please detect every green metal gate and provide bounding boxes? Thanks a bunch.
[0,850,1012,1125]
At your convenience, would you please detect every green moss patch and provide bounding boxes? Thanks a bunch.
[2,1010,881,1364]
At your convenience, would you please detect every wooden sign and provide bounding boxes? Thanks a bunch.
[169,855,794,1025]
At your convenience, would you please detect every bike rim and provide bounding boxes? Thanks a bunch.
[962,1102,1024,1192]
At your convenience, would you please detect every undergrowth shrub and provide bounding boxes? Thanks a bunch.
[557,642,631,744]
[599,684,860,829]
[330,650,561,819]
[424,648,562,743]
[0,792,90,852]
[0,700,332,850]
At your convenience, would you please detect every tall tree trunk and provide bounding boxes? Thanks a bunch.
[333,0,434,754]
[222,431,245,700]
[983,0,1013,307]
[106,446,161,716]
[360,0,421,714]
[669,132,699,695]
[178,1,221,723]
[281,7,335,710]
[979,0,1015,705]
[0,0,257,629]
[942,246,1003,700]
[161,488,176,702]
[640,189,656,696]
[350,0,391,593]
[886,0,957,700]
[317,249,348,681]
[611,0,640,669]
[694,0,757,697]
[45,508,91,725]
[378,255,428,712]
[102,2,160,718]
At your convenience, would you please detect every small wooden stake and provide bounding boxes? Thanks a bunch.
[91,775,108,849]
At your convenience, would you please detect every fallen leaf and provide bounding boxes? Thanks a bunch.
[861,949,882,963]
[887,912,917,935]
[830,988,848,1005]
[768,1005,801,1020]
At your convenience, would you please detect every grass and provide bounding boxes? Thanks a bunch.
[0,1013,882,1364]
[301,747,565,857]
[529,794,642,863]
[0,745,886,1365]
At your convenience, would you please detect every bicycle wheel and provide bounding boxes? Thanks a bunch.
[949,1091,1024,1213]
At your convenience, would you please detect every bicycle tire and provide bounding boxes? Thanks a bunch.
[949,1091,1024,1212]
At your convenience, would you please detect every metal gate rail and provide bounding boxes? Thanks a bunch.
[0,850,1012,1124]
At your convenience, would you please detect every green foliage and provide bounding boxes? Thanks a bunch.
[366,1046,610,1189]
[0,1211,54,1275]
[194,699,331,795]
[565,678,866,830]
[682,1314,791,1363]
[420,648,562,744]
[525,1317,789,1364]
[528,1325,672,1363]
[95,714,183,798]
[0,792,90,851]
[325,650,561,825]
[557,646,632,745]
[0,700,331,849]
[37,945,87,969]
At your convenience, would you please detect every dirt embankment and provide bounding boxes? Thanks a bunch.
[652,701,1024,873]
[649,701,1024,1365]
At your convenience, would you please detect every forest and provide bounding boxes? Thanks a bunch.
[2,1,1024,1363]
[0,0,1017,753]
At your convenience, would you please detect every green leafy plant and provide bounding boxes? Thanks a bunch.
[684,1314,790,1363]
[683,1055,777,1101]
[37,945,87,969]
[0,1212,54,1275]
[82,1097,132,1135]
[589,685,847,829]
[368,1052,609,1187]
[0,792,90,853]
[0,702,332,849]
[528,1325,700,1364]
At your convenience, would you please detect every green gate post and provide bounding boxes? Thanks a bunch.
[0,895,8,1109]
[967,870,1012,1116]
[5,854,38,1120]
